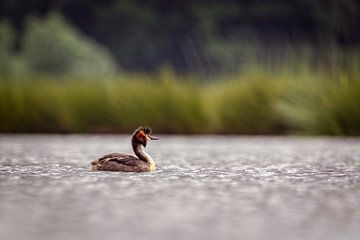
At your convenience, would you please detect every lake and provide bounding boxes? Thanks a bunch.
[0,135,359,240]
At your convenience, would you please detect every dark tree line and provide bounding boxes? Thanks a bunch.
[1,0,360,72]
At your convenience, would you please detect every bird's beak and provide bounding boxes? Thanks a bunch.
[148,135,159,140]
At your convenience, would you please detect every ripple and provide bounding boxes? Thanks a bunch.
[0,135,360,240]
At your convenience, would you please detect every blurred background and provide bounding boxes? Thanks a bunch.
[0,0,359,135]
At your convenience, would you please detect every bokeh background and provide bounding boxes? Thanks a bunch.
[0,0,360,135]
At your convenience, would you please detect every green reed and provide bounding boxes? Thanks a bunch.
[0,69,359,135]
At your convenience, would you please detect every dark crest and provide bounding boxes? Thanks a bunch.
[133,126,152,135]
[143,127,152,134]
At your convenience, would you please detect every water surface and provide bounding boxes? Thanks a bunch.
[0,135,359,240]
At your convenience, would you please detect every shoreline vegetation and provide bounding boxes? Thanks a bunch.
[1,68,359,136]
[1,12,359,136]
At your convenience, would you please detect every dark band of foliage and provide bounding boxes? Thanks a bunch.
[1,0,360,72]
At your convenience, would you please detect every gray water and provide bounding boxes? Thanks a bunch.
[0,135,359,240]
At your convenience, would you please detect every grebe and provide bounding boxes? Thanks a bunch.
[91,127,159,172]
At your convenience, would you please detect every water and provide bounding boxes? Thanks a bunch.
[0,135,359,240]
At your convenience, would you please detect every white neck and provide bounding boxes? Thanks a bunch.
[133,144,156,172]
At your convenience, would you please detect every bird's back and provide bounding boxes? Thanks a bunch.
[91,153,149,172]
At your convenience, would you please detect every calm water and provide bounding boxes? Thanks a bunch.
[0,135,359,240]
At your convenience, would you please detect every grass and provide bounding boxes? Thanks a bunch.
[278,73,360,135]
[205,74,284,134]
[0,73,207,133]
[0,69,359,135]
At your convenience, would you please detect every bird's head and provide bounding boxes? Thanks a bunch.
[132,127,159,147]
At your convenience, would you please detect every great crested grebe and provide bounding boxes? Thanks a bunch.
[91,127,159,172]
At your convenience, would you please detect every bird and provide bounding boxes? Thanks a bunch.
[91,127,159,172]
